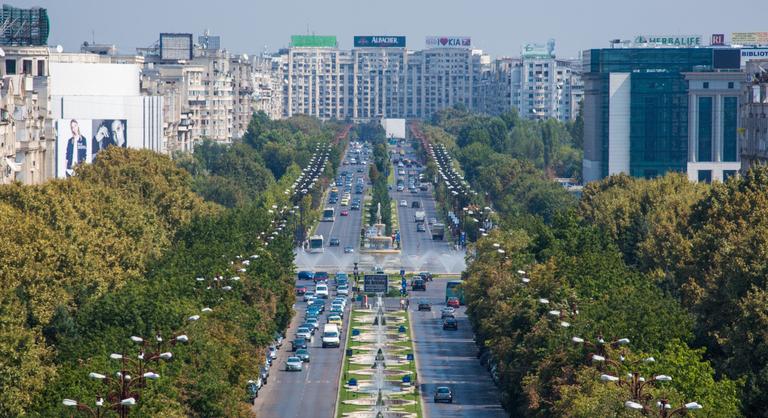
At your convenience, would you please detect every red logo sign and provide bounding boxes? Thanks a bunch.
[711,34,725,46]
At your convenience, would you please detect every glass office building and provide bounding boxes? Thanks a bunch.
[582,48,742,183]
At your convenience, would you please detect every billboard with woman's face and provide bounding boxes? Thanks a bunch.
[56,119,127,178]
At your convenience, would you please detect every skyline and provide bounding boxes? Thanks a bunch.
[5,0,767,58]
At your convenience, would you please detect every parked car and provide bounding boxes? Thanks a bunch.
[296,348,311,362]
[285,356,303,371]
[434,386,453,403]
[273,333,284,348]
[418,300,431,311]
[259,366,269,384]
[443,317,458,330]
[447,297,461,309]
[268,345,278,360]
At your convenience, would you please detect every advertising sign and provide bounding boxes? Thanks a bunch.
[354,36,406,48]
[732,32,768,46]
[291,35,337,48]
[160,33,193,61]
[363,274,389,293]
[56,119,127,178]
[521,43,554,58]
[711,34,725,46]
[741,48,768,66]
[633,35,703,47]
[425,36,471,48]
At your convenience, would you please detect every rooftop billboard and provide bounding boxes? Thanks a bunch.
[633,35,703,47]
[732,32,768,46]
[354,36,406,48]
[425,36,471,48]
[160,33,193,61]
[291,35,337,48]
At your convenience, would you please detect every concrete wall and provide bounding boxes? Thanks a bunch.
[608,73,631,176]
[381,118,406,139]
[49,62,140,96]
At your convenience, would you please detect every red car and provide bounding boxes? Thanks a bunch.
[295,286,307,295]
[340,210,349,216]
[446,297,460,309]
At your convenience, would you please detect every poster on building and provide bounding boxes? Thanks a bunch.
[56,119,92,178]
[91,119,128,161]
[732,32,768,46]
[353,36,406,48]
[741,48,768,66]
[633,35,703,47]
[425,36,471,48]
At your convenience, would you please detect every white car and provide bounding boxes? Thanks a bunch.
[285,356,303,371]
[268,345,278,360]
[296,327,313,342]
[400,200,408,207]
[303,291,315,302]
[315,284,329,299]
[337,285,349,296]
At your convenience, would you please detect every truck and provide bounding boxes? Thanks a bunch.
[431,223,445,240]
[414,211,426,223]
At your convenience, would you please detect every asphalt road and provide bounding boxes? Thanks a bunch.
[253,279,351,418]
[410,279,506,418]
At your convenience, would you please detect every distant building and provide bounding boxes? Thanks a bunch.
[582,47,743,183]
[740,60,768,170]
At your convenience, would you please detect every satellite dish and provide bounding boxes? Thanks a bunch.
[56,45,63,53]
[0,48,5,58]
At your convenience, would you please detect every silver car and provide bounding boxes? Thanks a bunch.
[296,327,313,342]
[285,356,303,371]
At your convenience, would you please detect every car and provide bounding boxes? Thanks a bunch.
[411,201,421,208]
[337,285,349,296]
[357,167,364,172]
[340,199,349,206]
[303,291,315,302]
[291,338,307,351]
[340,210,349,216]
[410,187,418,193]
[301,322,316,335]
[416,223,426,232]
[335,272,348,281]
[351,202,360,210]
[417,301,431,311]
[268,345,278,360]
[447,297,461,309]
[296,348,311,362]
[344,246,355,254]
[434,386,453,403]
[298,271,315,281]
[314,271,329,282]
[285,356,303,371]
[443,317,458,330]
[295,285,307,295]
[441,306,455,318]
[260,366,269,384]
[411,278,426,291]
[315,284,329,298]
[397,185,404,191]
[400,200,408,207]
[273,333,284,348]
[305,317,320,331]
[296,327,313,341]
[327,314,342,326]
[246,378,262,399]
[419,272,433,282]
[429,218,437,225]
[329,237,341,247]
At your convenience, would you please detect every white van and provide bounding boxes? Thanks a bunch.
[315,284,329,299]
[322,324,340,348]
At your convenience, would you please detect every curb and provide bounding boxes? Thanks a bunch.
[407,307,428,418]
[332,302,354,418]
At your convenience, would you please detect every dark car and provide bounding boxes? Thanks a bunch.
[259,366,269,384]
[329,238,341,247]
[417,301,431,311]
[434,386,453,403]
[443,317,458,330]
[291,338,307,351]
[411,201,421,208]
[295,286,307,295]
[416,223,426,232]
[411,278,426,291]
[314,271,329,282]
[419,272,433,281]
[297,271,315,281]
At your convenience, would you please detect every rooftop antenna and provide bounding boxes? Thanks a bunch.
[91,29,95,45]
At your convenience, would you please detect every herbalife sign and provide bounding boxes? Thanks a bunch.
[634,35,703,47]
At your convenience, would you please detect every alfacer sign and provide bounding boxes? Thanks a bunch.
[354,36,406,48]
[425,36,471,48]
[634,35,703,47]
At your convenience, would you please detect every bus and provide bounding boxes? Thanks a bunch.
[445,280,464,305]
[309,235,324,253]
[322,207,335,222]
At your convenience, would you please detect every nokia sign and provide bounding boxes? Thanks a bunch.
[354,36,406,48]
[425,36,471,48]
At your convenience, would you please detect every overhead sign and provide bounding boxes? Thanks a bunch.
[711,34,725,46]
[426,36,471,48]
[363,274,389,293]
[633,35,703,47]
[732,32,768,46]
[354,36,406,48]
[741,48,768,66]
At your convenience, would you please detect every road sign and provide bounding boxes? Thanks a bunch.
[364,274,389,293]
[400,269,405,277]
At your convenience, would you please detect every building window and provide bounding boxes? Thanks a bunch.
[698,96,713,162]
[703,82,709,89]
[723,96,738,161]
[22,60,32,75]
[723,170,737,181]
[4,60,16,75]
[728,82,734,89]
[698,170,712,183]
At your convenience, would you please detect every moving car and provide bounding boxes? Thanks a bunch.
[416,223,426,232]
[400,200,408,207]
[434,386,453,403]
[327,314,342,326]
[296,327,313,342]
[285,356,303,371]
[291,338,307,351]
[296,348,311,362]
[411,278,426,291]
[314,271,329,282]
[303,291,315,302]
[295,285,307,295]
[344,246,355,254]
[322,324,341,348]
[411,201,421,208]
[441,306,455,318]
[443,317,458,330]
[329,237,341,247]
[337,285,349,296]
[315,284,329,299]
[417,300,431,311]
[447,297,461,309]
[340,210,349,216]
[298,271,315,281]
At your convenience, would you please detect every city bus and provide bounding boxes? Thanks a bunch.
[445,280,464,305]
[309,235,325,253]
[322,207,335,222]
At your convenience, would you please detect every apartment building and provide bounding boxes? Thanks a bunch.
[740,59,768,170]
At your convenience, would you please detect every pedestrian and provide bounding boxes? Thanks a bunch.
[400,298,405,310]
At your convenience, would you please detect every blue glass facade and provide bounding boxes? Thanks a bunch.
[698,97,713,162]
[723,96,738,162]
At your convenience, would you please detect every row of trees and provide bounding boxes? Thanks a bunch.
[0,113,344,416]
[356,123,393,234]
[423,108,764,416]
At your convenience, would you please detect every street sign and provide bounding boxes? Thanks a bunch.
[400,269,405,277]
[364,274,389,293]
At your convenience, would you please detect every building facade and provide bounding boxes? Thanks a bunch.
[582,47,742,183]
[740,59,768,170]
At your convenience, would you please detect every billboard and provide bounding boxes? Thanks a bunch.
[522,41,556,58]
[711,34,726,46]
[160,33,193,61]
[741,48,768,66]
[363,274,389,293]
[633,35,703,47]
[425,36,471,48]
[291,35,337,48]
[56,119,127,178]
[354,36,406,48]
[732,32,768,46]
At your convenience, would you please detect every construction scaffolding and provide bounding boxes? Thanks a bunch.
[0,5,50,46]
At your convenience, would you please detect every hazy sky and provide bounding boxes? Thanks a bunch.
[7,0,767,58]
